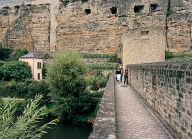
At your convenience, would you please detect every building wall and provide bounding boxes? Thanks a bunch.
[122,27,166,69]
[127,59,192,139]
[19,58,43,80]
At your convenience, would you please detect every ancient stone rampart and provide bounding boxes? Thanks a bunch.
[127,59,192,139]
[88,75,116,139]
[0,0,191,67]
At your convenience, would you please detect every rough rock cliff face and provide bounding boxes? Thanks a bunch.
[0,0,191,66]
[0,4,50,52]
[56,0,128,54]
[167,0,192,53]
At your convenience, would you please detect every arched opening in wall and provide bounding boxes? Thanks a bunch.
[2,7,9,16]
[110,7,117,14]
[134,5,144,13]
[149,4,161,12]
[85,9,91,15]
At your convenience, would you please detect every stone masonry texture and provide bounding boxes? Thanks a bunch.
[88,75,116,139]
[127,59,192,139]
[0,0,191,68]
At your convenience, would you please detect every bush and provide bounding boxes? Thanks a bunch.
[0,43,13,61]
[165,50,173,59]
[0,79,50,101]
[9,48,28,61]
[0,61,31,81]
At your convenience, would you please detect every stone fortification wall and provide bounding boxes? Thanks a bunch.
[0,4,50,52]
[127,59,192,139]
[121,0,167,68]
[88,75,116,139]
[0,0,191,66]
[56,0,127,54]
[167,0,192,53]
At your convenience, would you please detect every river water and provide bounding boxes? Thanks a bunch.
[41,122,92,139]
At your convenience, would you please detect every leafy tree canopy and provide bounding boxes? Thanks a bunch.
[9,48,28,61]
[0,42,13,61]
[0,61,31,81]
[47,50,88,120]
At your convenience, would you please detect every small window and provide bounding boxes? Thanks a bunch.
[37,73,40,80]
[37,62,41,69]
[110,7,117,14]
[134,5,144,13]
[149,4,161,12]
[141,31,149,40]
[85,9,91,15]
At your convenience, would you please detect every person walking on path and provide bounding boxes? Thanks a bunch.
[116,67,121,84]
[120,67,123,82]
[124,68,128,85]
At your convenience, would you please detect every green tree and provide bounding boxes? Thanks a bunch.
[47,50,88,121]
[0,61,31,81]
[0,95,58,139]
[9,48,28,61]
[0,42,13,61]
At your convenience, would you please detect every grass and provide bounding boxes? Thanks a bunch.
[165,51,192,61]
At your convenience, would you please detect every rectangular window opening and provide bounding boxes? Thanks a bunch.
[141,31,149,40]
[134,5,144,13]
[149,4,161,12]
[37,73,40,80]
[37,62,41,69]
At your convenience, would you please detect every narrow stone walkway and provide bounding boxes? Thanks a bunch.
[115,82,177,139]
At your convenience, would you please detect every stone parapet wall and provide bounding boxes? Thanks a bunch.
[88,75,116,139]
[127,59,192,139]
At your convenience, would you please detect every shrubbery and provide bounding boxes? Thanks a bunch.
[0,80,50,103]
[0,43,13,61]
[0,61,31,81]
[85,72,111,91]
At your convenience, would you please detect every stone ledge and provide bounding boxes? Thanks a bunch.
[88,75,116,139]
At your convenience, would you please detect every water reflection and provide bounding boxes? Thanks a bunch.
[41,122,92,139]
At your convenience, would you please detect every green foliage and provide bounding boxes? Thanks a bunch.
[165,50,173,59]
[9,48,28,61]
[25,80,51,104]
[63,0,69,7]
[82,0,89,3]
[0,95,58,139]
[0,61,31,81]
[82,53,114,58]
[88,63,114,70]
[0,43,13,61]
[42,63,49,79]
[0,61,5,67]
[175,51,187,59]
[166,10,172,16]
[109,52,118,62]
[70,91,102,123]
[165,50,190,60]
[0,79,50,102]
[85,72,111,90]
[47,50,88,121]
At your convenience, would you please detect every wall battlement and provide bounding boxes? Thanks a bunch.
[127,59,192,139]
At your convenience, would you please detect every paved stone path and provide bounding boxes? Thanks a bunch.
[115,82,178,139]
